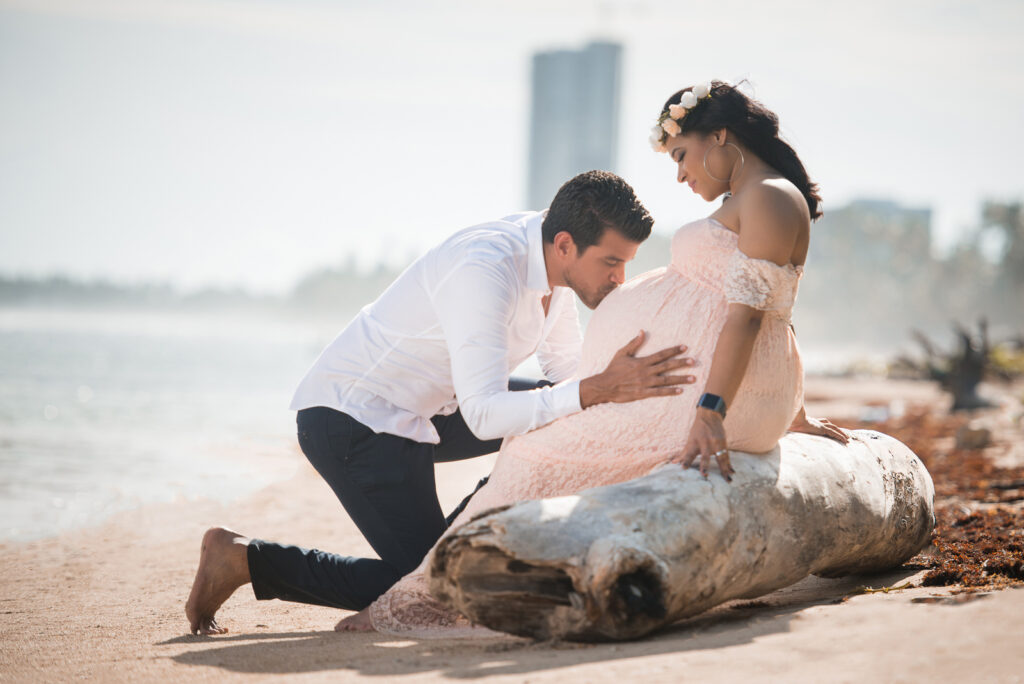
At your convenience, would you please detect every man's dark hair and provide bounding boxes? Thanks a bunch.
[542,170,653,251]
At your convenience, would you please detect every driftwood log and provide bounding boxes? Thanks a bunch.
[428,430,935,641]
[910,320,994,411]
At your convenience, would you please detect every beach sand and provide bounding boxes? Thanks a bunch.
[2,377,1022,683]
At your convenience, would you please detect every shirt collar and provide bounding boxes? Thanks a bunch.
[525,210,551,295]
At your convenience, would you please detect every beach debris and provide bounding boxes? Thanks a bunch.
[918,507,1024,587]
[955,424,992,450]
[427,431,934,641]
[911,320,994,411]
[900,320,1024,412]
[847,404,1024,590]
[911,593,991,605]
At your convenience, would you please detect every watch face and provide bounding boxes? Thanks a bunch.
[699,393,725,416]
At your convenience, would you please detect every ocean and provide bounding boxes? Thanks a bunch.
[0,307,341,542]
[0,303,866,543]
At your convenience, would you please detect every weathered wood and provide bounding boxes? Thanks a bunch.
[910,320,995,411]
[428,430,935,641]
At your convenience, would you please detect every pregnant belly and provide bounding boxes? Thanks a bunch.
[578,267,727,378]
[499,269,801,477]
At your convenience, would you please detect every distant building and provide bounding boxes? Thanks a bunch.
[807,199,932,281]
[795,198,938,348]
[527,41,622,210]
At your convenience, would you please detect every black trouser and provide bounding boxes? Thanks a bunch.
[246,378,548,611]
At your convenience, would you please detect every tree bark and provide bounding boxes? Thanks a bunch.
[428,430,935,642]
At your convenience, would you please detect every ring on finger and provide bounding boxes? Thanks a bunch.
[714,449,726,457]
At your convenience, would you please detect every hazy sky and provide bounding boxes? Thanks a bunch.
[2,0,1022,293]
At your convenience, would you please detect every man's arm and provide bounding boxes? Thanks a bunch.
[433,260,697,441]
[432,259,582,441]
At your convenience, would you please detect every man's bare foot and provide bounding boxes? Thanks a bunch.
[185,527,252,635]
[335,608,374,632]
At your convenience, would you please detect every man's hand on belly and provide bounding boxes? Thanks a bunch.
[578,331,696,408]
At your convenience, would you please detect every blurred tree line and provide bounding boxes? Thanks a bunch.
[792,199,1023,355]
[3,199,1021,360]
[0,258,398,315]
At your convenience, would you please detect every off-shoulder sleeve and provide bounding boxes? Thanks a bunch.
[723,250,800,311]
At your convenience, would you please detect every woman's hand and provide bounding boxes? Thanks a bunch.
[788,406,849,444]
[669,408,733,481]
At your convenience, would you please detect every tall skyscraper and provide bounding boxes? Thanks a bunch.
[527,41,622,210]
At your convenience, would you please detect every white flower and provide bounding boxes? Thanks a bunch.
[649,135,666,153]
[693,82,711,99]
[651,124,664,137]
[679,91,697,108]
[668,103,687,119]
[661,118,681,137]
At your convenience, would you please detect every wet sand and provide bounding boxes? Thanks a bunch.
[2,377,1022,683]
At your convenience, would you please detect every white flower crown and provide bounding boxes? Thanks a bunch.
[649,81,714,153]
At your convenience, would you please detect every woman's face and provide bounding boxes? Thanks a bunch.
[665,132,730,202]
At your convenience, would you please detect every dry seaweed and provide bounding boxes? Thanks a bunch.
[845,406,1024,589]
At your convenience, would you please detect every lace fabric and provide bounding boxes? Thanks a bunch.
[368,572,502,639]
[722,250,802,315]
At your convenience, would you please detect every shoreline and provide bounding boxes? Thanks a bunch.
[0,374,948,547]
[2,376,1022,682]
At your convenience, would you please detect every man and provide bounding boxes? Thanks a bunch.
[185,171,696,634]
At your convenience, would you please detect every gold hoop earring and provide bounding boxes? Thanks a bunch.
[703,142,745,184]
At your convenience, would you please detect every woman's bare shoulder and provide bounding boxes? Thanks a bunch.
[734,179,808,264]
[737,178,808,225]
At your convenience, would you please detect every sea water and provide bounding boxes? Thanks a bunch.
[0,307,341,542]
[0,304,866,542]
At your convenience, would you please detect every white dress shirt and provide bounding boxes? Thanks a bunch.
[290,211,584,444]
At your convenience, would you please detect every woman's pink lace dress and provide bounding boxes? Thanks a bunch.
[369,217,805,637]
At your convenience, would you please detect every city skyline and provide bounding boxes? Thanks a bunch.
[2,0,1022,294]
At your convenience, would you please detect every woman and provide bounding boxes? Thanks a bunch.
[342,80,846,635]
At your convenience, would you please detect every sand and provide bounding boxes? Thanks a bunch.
[2,377,1022,683]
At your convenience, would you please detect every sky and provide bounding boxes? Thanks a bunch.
[1,0,1022,294]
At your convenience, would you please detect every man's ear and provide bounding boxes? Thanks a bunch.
[552,231,577,259]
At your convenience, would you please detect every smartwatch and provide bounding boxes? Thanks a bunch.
[697,392,727,418]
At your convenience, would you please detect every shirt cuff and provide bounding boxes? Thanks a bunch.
[550,379,583,417]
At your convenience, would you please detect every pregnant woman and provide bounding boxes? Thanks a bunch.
[346,80,847,635]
